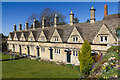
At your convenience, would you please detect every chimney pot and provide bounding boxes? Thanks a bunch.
[69,11,74,26]
[33,19,36,30]
[19,23,22,30]
[54,14,58,27]
[42,17,46,29]
[14,24,16,31]
[90,6,96,23]
[104,4,108,17]
[25,21,28,30]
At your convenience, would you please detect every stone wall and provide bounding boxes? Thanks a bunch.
[7,41,111,65]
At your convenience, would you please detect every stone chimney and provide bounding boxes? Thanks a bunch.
[90,6,96,23]
[25,21,28,30]
[33,19,36,30]
[104,4,108,17]
[42,17,46,29]
[14,24,16,31]
[54,14,58,27]
[19,23,22,30]
[69,11,74,26]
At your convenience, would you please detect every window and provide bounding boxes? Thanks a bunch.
[73,51,78,56]
[22,46,25,50]
[105,37,108,42]
[55,49,60,54]
[41,36,44,42]
[100,36,108,43]
[73,37,78,42]
[21,37,23,41]
[55,37,58,42]
[41,47,45,52]
[101,37,103,42]
[31,46,34,50]
[15,37,17,40]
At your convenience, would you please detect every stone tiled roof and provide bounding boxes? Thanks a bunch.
[43,30,49,40]
[9,13,119,43]
[56,29,63,41]
[103,13,120,20]
[16,32,22,40]
[23,31,30,41]
[10,32,15,39]
[31,31,38,41]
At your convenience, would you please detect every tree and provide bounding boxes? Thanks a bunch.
[74,17,79,23]
[27,13,38,28]
[27,8,67,28]
[86,19,90,22]
[31,20,40,28]
[78,40,94,75]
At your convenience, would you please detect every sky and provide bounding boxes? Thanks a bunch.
[2,2,119,36]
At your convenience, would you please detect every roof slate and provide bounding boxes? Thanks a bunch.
[9,13,119,43]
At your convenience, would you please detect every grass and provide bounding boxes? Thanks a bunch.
[1,53,16,60]
[2,56,80,78]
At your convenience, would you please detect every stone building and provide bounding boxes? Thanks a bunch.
[7,5,120,65]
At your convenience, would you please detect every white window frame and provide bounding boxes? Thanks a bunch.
[73,36,78,42]
[55,37,58,42]
[55,49,60,54]
[73,50,78,57]
[100,36,108,43]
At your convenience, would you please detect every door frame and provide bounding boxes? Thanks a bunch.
[49,47,53,59]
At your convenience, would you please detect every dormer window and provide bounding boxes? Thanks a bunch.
[15,37,18,40]
[55,37,58,42]
[41,36,44,42]
[30,37,33,41]
[21,37,24,41]
[100,36,108,43]
[73,37,78,42]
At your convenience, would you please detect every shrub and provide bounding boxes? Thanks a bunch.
[78,40,94,75]
[107,46,120,53]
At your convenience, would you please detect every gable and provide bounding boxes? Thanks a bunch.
[20,32,26,41]
[38,31,47,42]
[28,32,35,41]
[13,33,18,41]
[92,24,117,44]
[67,27,84,43]
[8,34,12,40]
[50,29,62,42]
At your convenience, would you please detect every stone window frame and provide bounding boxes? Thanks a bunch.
[73,50,78,57]
[21,37,24,41]
[54,48,60,54]
[72,36,78,43]
[41,36,44,42]
[100,36,108,43]
[54,37,59,42]
[41,47,45,52]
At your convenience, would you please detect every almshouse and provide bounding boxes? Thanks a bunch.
[7,4,120,65]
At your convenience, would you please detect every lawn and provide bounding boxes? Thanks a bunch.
[2,56,80,78]
[1,53,14,60]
